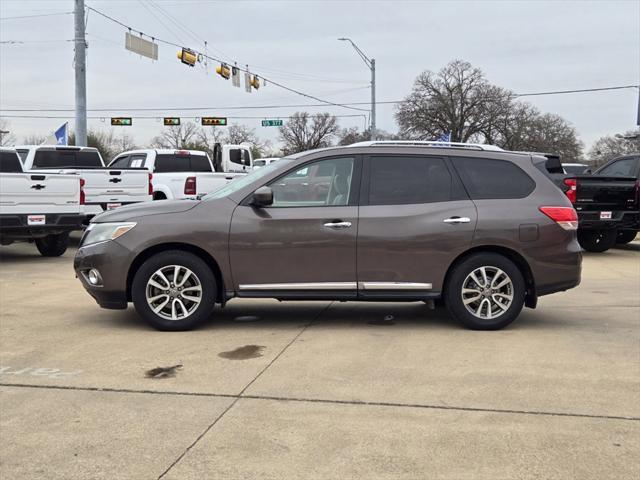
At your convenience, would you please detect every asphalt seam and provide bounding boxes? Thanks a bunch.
[2,381,638,423]
[155,301,332,479]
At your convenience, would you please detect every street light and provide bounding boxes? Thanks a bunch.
[338,37,376,141]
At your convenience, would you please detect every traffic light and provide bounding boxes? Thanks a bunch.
[177,48,197,67]
[250,75,260,90]
[163,117,180,126]
[201,117,227,126]
[111,117,132,126]
[215,63,231,80]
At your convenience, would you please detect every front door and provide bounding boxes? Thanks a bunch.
[229,155,361,298]
[357,154,477,297]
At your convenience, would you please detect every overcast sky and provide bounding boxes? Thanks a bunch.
[1,0,638,155]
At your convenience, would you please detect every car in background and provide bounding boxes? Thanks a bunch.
[253,157,279,169]
[1,147,84,256]
[562,163,590,174]
[75,141,581,332]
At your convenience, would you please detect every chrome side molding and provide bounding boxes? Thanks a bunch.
[358,282,432,290]
[238,282,432,291]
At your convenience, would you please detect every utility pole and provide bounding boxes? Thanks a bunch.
[74,0,87,146]
[339,38,376,141]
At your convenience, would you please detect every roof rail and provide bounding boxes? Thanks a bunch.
[347,140,503,152]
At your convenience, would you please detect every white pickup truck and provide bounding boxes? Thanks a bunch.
[0,147,84,256]
[17,145,152,219]
[108,144,253,200]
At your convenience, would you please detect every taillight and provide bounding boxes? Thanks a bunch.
[79,178,85,205]
[563,178,577,204]
[184,176,197,195]
[148,173,153,195]
[539,206,578,231]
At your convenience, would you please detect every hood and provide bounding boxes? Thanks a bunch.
[92,199,199,223]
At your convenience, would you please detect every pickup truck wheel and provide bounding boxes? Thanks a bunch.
[444,253,525,330]
[616,230,638,244]
[35,232,69,257]
[131,250,216,331]
[153,192,166,201]
[577,230,617,252]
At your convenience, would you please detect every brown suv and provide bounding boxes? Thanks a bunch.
[74,142,582,331]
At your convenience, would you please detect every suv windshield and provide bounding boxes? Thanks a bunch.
[203,159,291,200]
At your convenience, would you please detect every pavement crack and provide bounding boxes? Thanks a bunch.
[156,301,333,479]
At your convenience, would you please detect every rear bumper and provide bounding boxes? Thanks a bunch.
[577,210,639,231]
[0,213,84,239]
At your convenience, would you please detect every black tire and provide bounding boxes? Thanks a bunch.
[616,230,638,245]
[35,232,69,257]
[577,229,617,252]
[153,192,167,201]
[131,250,217,331]
[444,253,525,330]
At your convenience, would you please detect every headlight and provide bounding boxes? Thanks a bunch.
[81,222,136,246]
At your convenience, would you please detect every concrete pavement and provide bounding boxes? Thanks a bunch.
[1,237,638,479]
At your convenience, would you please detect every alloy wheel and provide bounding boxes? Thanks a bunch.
[145,265,202,321]
[461,266,514,320]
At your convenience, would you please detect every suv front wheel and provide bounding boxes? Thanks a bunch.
[444,253,525,330]
[132,250,217,331]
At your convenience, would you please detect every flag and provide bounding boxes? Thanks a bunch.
[44,122,68,145]
[436,131,451,142]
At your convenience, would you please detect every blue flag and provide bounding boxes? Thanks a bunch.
[54,123,68,145]
[436,131,451,142]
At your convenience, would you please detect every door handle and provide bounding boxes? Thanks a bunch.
[443,216,471,224]
[323,221,352,229]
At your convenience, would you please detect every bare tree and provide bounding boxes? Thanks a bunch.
[150,122,200,149]
[0,119,17,146]
[279,112,339,155]
[22,134,47,145]
[588,129,640,167]
[337,127,398,145]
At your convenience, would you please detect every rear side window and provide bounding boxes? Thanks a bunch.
[109,155,130,168]
[190,155,213,172]
[0,151,23,173]
[154,154,212,172]
[32,150,102,168]
[452,157,535,199]
[368,156,453,205]
[597,158,638,177]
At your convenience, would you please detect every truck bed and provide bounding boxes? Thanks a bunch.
[574,175,637,212]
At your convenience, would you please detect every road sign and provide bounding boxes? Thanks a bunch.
[111,117,132,126]
[125,32,158,60]
[202,117,227,126]
[261,119,283,127]
[163,117,180,126]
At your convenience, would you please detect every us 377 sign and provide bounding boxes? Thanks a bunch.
[261,119,283,127]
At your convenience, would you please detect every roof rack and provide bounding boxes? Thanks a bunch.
[347,140,503,152]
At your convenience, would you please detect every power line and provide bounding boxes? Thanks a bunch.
[84,5,369,113]
[1,84,637,113]
[0,114,366,120]
[0,11,73,21]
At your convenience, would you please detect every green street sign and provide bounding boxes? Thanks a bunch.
[261,119,283,127]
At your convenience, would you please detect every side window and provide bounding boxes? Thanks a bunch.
[270,157,354,207]
[598,158,638,177]
[452,157,535,200]
[0,151,23,173]
[129,155,146,168]
[110,155,129,168]
[368,156,452,205]
[190,155,213,172]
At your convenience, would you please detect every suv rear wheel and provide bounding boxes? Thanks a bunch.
[132,250,217,331]
[444,253,525,330]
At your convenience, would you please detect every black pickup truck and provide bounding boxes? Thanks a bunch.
[561,154,639,252]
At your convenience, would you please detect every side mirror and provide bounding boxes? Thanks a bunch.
[251,186,273,207]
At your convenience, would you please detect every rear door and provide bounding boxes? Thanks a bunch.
[357,154,476,296]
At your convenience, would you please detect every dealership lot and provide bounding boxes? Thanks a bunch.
[0,235,639,479]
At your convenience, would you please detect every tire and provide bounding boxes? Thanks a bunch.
[577,229,617,253]
[131,250,217,331]
[35,232,69,257]
[444,253,525,330]
[153,192,167,201]
[616,230,638,245]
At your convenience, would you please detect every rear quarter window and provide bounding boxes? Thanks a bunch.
[452,157,535,200]
[0,151,23,173]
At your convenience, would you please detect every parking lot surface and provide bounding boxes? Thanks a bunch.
[1,235,639,479]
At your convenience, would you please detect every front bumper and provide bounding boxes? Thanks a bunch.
[74,239,133,309]
[577,210,639,231]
